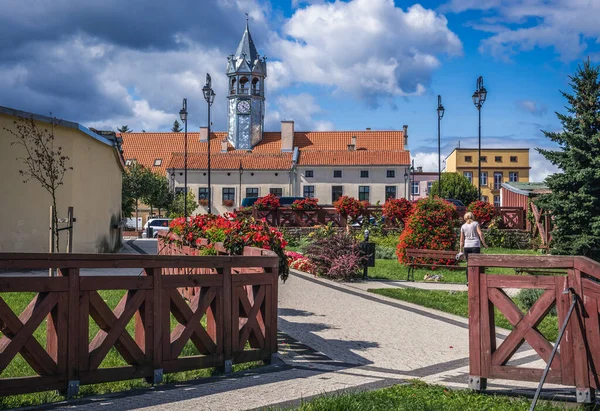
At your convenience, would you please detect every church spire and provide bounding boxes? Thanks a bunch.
[234,17,259,65]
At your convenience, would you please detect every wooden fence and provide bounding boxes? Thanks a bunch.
[251,206,525,229]
[0,250,279,397]
[468,254,600,402]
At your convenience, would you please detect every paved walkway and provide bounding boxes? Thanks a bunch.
[51,268,567,410]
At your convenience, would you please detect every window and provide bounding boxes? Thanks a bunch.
[153,158,162,166]
[465,156,473,162]
[387,170,395,178]
[332,186,343,202]
[480,156,487,163]
[270,188,283,197]
[246,187,259,198]
[495,156,503,162]
[463,171,473,183]
[333,170,342,178]
[360,170,369,178]
[385,186,396,200]
[509,172,519,182]
[175,187,186,195]
[480,171,488,186]
[494,195,501,207]
[481,195,489,203]
[427,181,433,194]
[359,186,370,202]
[198,187,209,200]
[222,187,235,202]
[125,159,132,166]
[305,170,314,178]
[510,156,518,163]
[494,172,503,189]
[303,185,315,198]
[411,181,420,195]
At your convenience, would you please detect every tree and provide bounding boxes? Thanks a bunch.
[117,125,133,133]
[5,116,73,252]
[168,191,197,218]
[122,163,152,226]
[171,120,183,132]
[429,173,478,205]
[537,60,600,260]
[142,172,173,216]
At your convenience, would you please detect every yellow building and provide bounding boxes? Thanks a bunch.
[0,106,124,253]
[445,148,530,206]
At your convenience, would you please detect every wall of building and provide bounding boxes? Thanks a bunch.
[411,173,439,200]
[445,148,530,206]
[500,187,528,209]
[0,113,123,253]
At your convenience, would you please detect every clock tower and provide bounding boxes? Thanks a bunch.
[226,20,266,150]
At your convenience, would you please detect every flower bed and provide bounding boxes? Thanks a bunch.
[285,251,316,275]
[291,198,319,210]
[254,193,280,211]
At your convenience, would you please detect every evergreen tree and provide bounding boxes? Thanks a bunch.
[171,120,183,132]
[117,125,132,133]
[430,173,479,205]
[537,60,600,260]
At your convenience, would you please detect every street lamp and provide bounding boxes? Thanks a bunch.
[238,161,243,206]
[179,98,188,218]
[404,169,409,199]
[202,73,216,214]
[437,95,445,198]
[410,159,415,201]
[472,76,487,200]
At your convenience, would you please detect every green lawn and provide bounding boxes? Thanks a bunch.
[0,290,260,410]
[369,288,559,341]
[278,381,577,410]
[367,247,543,284]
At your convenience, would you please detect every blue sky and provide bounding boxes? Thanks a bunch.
[1,0,599,180]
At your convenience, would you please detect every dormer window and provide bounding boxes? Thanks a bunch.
[154,159,162,166]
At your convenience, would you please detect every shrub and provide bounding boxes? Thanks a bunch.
[375,246,397,260]
[396,197,458,266]
[305,233,365,280]
[254,193,280,210]
[291,197,319,210]
[382,198,413,225]
[515,288,557,316]
[467,200,497,227]
[333,196,366,219]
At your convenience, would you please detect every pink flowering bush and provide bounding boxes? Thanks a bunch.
[305,233,366,281]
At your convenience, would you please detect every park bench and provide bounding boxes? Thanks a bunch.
[405,248,466,282]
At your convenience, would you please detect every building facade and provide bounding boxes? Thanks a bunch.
[445,148,530,206]
[0,106,124,253]
[120,22,411,218]
[410,171,439,200]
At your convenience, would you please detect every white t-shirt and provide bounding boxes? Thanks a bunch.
[461,221,481,248]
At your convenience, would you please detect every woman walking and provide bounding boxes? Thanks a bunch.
[460,212,488,282]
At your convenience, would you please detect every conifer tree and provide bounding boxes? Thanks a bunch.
[537,60,600,260]
[171,120,183,132]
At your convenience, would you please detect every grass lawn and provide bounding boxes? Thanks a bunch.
[0,290,260,410]
[368,288,559,341]
[367,247,544,283]
[279,381,576,410]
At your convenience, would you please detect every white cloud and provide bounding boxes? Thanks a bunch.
[412,152,441,172]
[265,93,334,131]
[444,0,600,61]
[516,100,547,117]
[269,0,462,104]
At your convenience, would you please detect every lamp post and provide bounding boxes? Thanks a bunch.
[410,159,415,201]
[472,76,487,200]
[202,74,216,214]
[437,95,445,198]
[179,99,188,218]
[238,161,243,206]
[404,169,409,199]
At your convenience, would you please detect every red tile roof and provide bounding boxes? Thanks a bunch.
[120,129,408,172]
[168,152,292,170]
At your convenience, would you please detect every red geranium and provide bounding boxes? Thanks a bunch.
[291,198,319,210]
[382,198,413,224]
[253,193,281,211]
[333,196,366,219]
[467,200,497,227]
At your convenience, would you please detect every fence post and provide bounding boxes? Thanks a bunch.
[468,264,486,391]
[223,266,233,373]
[270,264,279,361]
[136,267,163,385]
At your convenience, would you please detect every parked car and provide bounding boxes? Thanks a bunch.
[241,196,306,208]
[142,218,171,238]
[444,198,465,207]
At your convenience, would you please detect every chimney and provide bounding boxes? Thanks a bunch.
[221,139,228,153]
[347,135,357,151]
[200,126,208,142]
[403,125,408,146]
[417,166,423,173]
[281,121,294,152]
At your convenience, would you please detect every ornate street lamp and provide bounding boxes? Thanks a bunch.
[437,95,445,198]
[410,159,415,201]
[472,76,487,200]
[404,169,409,199]
[179,98,188,218]
[238,161,243,206]
[202,73,216,214]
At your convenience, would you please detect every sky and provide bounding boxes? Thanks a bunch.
[2,0,600,181]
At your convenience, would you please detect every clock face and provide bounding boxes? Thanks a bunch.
[237,100,251,114]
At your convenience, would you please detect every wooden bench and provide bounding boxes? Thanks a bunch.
[405,248,466,282]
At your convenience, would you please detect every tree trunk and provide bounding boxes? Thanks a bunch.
[52,190,60,253]
[135,199,139,231]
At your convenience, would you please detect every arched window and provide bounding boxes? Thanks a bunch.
[239,77,249,94]
[230,78,236,95]
[252,77,260,95]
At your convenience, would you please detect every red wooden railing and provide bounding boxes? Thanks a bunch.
[0,250,279,398]
[468,254,600,402]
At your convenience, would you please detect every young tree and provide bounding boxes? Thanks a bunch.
[429,173,478,205]
[537,60,600,260]
[142,172,173,216]
[168,191,197,218]
[171,120,183,132]
[117,125,133,133]
[122,163,152,228]
[5,116,73,252]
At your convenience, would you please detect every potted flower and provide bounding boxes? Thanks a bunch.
[253,193,281,211]
[291,198,319,210]
[198,198,209,207]
[222,199,234,208]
